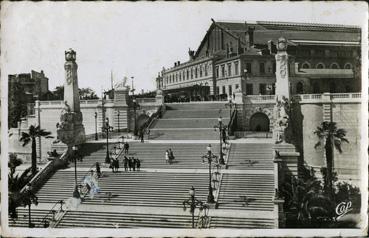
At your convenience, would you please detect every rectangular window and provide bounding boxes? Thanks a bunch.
[221,65,225,77]
[246,62,252,74]
[205,64,208,76]
[228,85,233,96]
[259,84,266,95]
[228,63,232,76]
[266,84,274,95]
[246,83,253,95]
[191,69,193,79]
[195,67,198,78]
[187,70,189,80]
[222,86,226,94]
[234,61,239,75]
[260,63,265,74]
[273,62,276,74]
[215,67,219,78]
[216,86,220,95]
[200,66,203,77]
[179,72,181,81]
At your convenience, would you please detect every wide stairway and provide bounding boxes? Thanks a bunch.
[149,102,230,140]
[10,102,277,229]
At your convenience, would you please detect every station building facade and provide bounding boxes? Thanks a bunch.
[156,20,361,101]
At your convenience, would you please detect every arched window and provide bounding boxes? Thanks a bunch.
[301,62,310,69]
[330,63,340,69]
[296,82,304,94]
[344,63,353,69]
[316,63,325,69]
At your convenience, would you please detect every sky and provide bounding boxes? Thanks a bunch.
[1,1,367,95]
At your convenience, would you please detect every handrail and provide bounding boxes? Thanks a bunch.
[39,200,65,227]
[140,105,162,138]
[227,108,237,136]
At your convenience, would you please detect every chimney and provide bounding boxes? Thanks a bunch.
[177,61,180,66]
[174,62,177,67]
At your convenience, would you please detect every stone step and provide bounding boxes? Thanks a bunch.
[36,171,212,207]
[210,216,274,229]
[153,118,230,129]
[163,110,229,119]
[58,210,197,228]
[73,142,222,169]
[149,129,219,140]
[217,173,274,211]
[166,103,229,110]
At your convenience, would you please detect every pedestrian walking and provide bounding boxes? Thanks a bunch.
[123,156,129,171]
[132,157,136,171]
[114,157,119,172]
[110,159,115,173]
[165,150,170,164]
[168,148,175,162]
[95,162,101,178]
[139,129,145,143]
[136,158,141,171]
[128,157,133,171]
[124,142,129,154]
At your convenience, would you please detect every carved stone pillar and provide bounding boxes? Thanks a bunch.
[57,49,86,149]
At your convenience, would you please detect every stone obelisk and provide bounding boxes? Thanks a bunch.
[57,49,86,155]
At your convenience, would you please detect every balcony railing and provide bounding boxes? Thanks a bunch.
[294,93,362,102]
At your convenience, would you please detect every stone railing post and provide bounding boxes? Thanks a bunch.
[272,149,285,228]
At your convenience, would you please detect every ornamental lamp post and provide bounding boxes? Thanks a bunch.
[94,112,98,140]
[132,98,140,136]
[183,186,207,228]
[72,146,78,186]
[104,117,114,164]
[25,184,38,228]
[117,110,120,132]
[202,145,217,203]
[215,117,225,165]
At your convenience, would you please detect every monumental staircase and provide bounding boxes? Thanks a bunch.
[149,102,230,140]
[10,102,277,229]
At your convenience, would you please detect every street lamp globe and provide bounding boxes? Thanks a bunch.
[218,117,222,123]
[189,186,195,197]
[206,144,212,153]
[133,98,136,104]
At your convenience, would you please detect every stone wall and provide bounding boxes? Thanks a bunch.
[298,93,362,185]
[15,97,162,160]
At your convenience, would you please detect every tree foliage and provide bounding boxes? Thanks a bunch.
[314,121,349,197]
[19,125,53,175]
[8,82,28,128]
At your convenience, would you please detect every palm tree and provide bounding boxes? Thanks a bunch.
[19,125,53,175]
[314,121,348,197]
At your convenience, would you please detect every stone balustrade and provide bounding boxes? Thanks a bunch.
[245,95,276,104]
[295,92,362,103]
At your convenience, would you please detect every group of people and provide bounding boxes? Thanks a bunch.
[165,148,175,164]
[123,156,141,171]
[107,155,141,173]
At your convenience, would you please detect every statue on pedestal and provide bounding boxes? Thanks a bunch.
[114,76,129,91]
